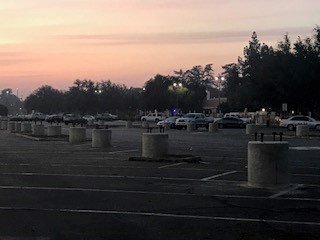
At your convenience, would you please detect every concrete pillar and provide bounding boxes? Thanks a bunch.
[92,129,112,148]
[21,122,32,133]
[246,124,261,135]
[208,122,218,133]
[15,122,22,133]
[142,133,168,159]
[126,121,133,128]
[187,123,196,132]
[69,127,86,144]
[32,124,45,136]
[296,125,309,137]
[248,141,289,188]
[8,122,15,132]
[1,120,8,130]
[164,122,171,130]
[141,121,149,129]
[47,125,62,136]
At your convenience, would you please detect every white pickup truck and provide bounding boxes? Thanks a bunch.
[141,113,166,122]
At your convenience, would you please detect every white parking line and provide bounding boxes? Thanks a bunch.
[0,185,319,202]
[201,171,238,181]
[269,184,304,199]
[108,149,139,154]
[0,207,319,226]
[158,162,187,169]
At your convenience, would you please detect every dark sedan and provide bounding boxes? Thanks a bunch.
[215,117,246,128]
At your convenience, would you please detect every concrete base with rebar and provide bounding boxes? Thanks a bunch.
[142,133,168,159]
[248,141,289,188]
[92,129,112,148]
[47,125,62,136]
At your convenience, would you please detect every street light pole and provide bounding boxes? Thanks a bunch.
[214,76,225,116]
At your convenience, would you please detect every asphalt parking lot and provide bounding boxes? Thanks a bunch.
[0,124,319,239]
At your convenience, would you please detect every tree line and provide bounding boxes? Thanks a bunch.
[23,64,217,119]
[222,26,320,116]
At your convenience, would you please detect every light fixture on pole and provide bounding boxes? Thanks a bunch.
[214,76,225,115]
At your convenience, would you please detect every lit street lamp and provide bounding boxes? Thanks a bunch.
[214,76,225,115]
[171,82,183,115]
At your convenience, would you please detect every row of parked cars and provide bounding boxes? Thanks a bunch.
[155,113,248,130]
[154,113,320,131]
[9,112,118,125]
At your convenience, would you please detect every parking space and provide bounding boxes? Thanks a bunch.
[0,126,319,239]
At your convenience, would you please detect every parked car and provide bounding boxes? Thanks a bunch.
[156,116,179,129]
[45,114,63,124]
[141,113,166,122]
[25,112,46,121]
[215,117,246,128]
[9,115,25,121]
[96,113,118,121]
[175,113,208,130]
[82,115,96,122]
[63,113,88,125]
[279,115,320,131]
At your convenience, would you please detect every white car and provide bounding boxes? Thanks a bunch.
[279,115,320,131]
[156,116,179,129]
[141,113,166,122]
[175,113,208,130]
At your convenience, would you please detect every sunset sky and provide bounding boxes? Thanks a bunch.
[1,0,319,98]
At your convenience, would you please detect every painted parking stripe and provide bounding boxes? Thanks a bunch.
[201,171,238,181]
[158,162,187,169]
[0,185,319,202]
[108,149,139,154]
[269,184,304,198]
[0,207,319,226]
[290,146,320,151]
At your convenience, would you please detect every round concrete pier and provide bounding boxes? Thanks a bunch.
[246,124,262,135]
[32,124,45,136]
[47,125,62,136]
[142,133,168,159]
[187,123,196,132]
[126,121,133,128]
[296,125,309,137]
[248,141,289,188]
[141,122,149,129]
[22,122,32,133]
[1,120,8,130]
[15,122,22,133]
[92,129,112,148]
[8,122,15,132]
[209,122,218,133]
[69,127,86,144]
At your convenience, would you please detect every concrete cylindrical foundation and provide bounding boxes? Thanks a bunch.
[22,122,32,133]
[142,133,168,159]
[296,125,309,137]
[246,124,262,135]
[32,124,45,136]
[92,129,112,148]
[1,120,8,130]
[248,141,289,188]
[69,127,86,144]
[187,123,196,132]
[8,122,15,132]
[126,121,133,128]
[47,125,62,136]
[141,122,149,129]
[209,123,218,133]
[15,122,22,133]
